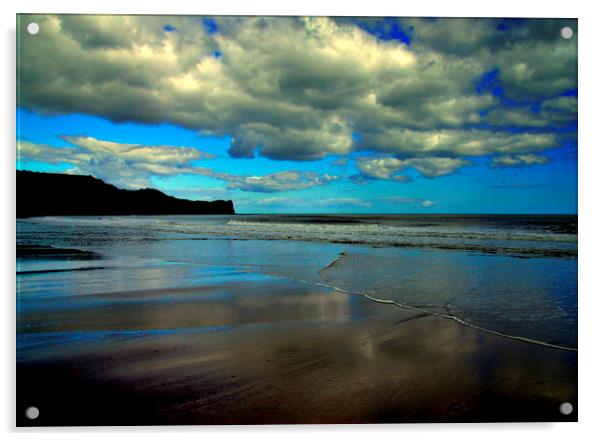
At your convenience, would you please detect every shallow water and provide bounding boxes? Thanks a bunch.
[17,214,577,349]
[318,248,576,349]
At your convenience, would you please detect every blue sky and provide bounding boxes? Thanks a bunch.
[17,16,577,214]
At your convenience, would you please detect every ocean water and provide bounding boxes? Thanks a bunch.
[17,214,577,349]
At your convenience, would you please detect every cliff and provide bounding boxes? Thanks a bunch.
[17,170,235,218]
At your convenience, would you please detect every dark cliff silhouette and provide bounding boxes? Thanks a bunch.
[17,170,235,218]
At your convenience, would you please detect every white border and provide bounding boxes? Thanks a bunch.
[3,1,601,440]
[2,0,585,17]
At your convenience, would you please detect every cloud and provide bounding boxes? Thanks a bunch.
[355,157,409,181]
[356,156,471,180]
[485,96,577,128]
[222,171,338,193]
[379,196,435,208]
[63,135,215,162]
[17,138,338,193]
[18,16,576,165]
[490,154,550,168]
[228,116,353,160]
[253,197,293,206]
[390,17,577,100]
[399,157,472,177]
[251,197,372,208]
[358,129,558,157]
[18,136,215,188]
[330,157,349,167]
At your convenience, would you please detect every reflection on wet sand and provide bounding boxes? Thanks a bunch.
[17,277,576,425]
[18,280,355,337]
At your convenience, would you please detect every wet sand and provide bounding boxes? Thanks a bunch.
[17,278,577,426]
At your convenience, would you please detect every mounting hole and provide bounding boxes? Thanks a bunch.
[25,406,39,420]
[560,27,573,39]
[559,402,573,415]
[27,22,39,35]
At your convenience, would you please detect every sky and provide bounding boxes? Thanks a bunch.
[16,15,577,214]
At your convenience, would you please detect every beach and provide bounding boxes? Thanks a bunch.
[17,277,577,425]
[16,215,578,425]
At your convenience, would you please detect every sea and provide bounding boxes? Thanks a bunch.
[16,214,578,350]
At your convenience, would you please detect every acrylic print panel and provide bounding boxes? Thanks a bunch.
[16,14,578,426]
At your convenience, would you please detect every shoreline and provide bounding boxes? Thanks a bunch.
[17,276,577,425]
[361,292,578,352]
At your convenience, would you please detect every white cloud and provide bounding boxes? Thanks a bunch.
[356,157,407,180]
[18,138,338,193]
[223,171,338,193]
[491,154,550,167]
[18,137,215,189]
[241,196,372,208]
[359,129,558,157]
[399,157,472,177]
[379,196,436,208]
[356,155,471,180]
[17,16,576,164]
